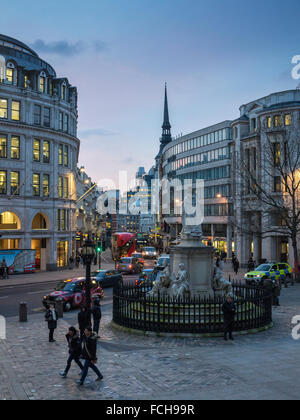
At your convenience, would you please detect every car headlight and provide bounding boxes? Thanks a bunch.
[256,275,261,278]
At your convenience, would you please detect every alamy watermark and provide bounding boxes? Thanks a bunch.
[0,316,6,340]
[96,173,205,226]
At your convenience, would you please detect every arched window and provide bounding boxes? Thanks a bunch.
[39,71,47,93]
[61,83,67,101]
[32,213,48,230]
[0,212,20,230]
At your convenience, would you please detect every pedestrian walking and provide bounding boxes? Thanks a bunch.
[248,257,255,272]
[75,255,80,268]
[233,258,240,275]
[1,258,8,279]
[69,255,74,269]
[77,327,103,386]
[92,298,102,338]
[222,295,236,341]
[45,304,58,343]
[60,327,84,378]
[78,306,91,340]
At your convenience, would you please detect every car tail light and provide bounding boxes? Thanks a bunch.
[129,265,132,269]
[135,280,138,286]
[117,264,119,269]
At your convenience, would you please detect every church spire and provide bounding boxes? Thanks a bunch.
[161,83,172,147]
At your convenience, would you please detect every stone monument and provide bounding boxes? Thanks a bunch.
[169,210,215,298]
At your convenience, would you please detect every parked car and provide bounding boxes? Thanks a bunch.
[157,255,170,267]
[91,269,123,288]
[117,257,142,274]
[245,262,293,286]
[42,277,104,311]
[142,247,157,259]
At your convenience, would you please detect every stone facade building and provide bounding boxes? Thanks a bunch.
[159,88,300,267]
[0,35,79,270]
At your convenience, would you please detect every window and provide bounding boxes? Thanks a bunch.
[44,107,50,127]
[0,171,7,194]
[64,145,69,167]
[58,176,63,198]
[49,80,54,96]
[58,145,63,165]
[59,112,63,130]
[61,84,66,101]
[57,209,61,230]
[43,174,49,197]
[39,76,45,93]
[34,105,41,125]
[0,99,8,119]
[274,176,282,192]
[11,101,20,121]
[33,174,40,196]
[0,136,7,158]
[251,118,257,132]
[11,171,20,195]
[274,143,281,167]
[24,75,29,88]
[285,114,291,126]
[43,141,50,163]
[11,137,20,159]
[274,115,282,127]
[33,139,40,162]
[64,114,69,132]
[64,177,69,199]
[6,68,13,85]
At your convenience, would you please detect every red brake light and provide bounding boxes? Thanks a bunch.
[129,265,132,269]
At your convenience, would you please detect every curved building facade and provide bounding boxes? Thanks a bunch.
[0,34,79,270]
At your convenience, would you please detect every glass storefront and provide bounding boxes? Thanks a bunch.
[57,241,68,268]
[0,239,19,249]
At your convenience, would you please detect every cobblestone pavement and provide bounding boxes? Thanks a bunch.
[0,284,300,400]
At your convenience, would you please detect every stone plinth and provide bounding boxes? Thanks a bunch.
[170,240,215,298]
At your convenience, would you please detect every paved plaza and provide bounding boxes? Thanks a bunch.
[0,283,300,400]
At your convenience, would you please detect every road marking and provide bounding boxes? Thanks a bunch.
[27,290,49,295]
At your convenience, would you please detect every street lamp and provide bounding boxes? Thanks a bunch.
[82,237,95,309]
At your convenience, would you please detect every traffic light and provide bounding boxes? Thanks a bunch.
[97,241,102,253]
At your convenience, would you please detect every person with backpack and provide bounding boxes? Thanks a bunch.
[60,327,83,378]
[77,327,103,386]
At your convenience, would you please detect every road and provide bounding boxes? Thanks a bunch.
[0,260,155,318]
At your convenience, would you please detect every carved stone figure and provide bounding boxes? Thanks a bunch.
[213,259,232,295]
[170,263,190,299]
[148,259,171,297]
[181,208,203,241]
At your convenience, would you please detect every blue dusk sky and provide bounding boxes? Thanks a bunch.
[1,0,300,188]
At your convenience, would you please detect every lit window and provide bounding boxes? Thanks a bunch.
[43,174,49,197]
[11,171,20,195]
[24,75,29,88]
[274,176,282,192]
[43,141,50,163]
[33,139,40,162]
[0,136,7,158]
[39,76,45,93]
[6,68,13,85]
[11,101,20,121]
[285,114,291,126]
[34,105,41,125]
[64,177,69,198]
[58,176,63,198]
[11,137,20,159]
[44,107,50,127]
[0,171,7,194]
[267,116,272,128]
[64,145,69,167]
[0,99,8,119]
[49,80,54,96]
[274,143,281,167]
[274,115,282,127]
[33,174,40,196]
[58,145,63,165]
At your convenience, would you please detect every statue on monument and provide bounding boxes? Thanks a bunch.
[213,258,233,295]
[170,263,190,299]
[148,259,171,297]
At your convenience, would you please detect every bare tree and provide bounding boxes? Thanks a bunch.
[238,121,300,277]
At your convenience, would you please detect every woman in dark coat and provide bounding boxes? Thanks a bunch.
[45,304,58,343]
[78,306,91,339]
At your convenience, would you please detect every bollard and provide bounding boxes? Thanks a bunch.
[55,299,64,319]
[19,302,28,322]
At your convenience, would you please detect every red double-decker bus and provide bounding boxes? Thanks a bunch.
[111,232,136,261]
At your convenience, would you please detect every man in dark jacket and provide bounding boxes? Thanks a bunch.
[222,295,236,341]
[45,304,58,343]
[77,327,103,386]
[60,327,84,378]
[92,298,102,338]
[78,306,91,340]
